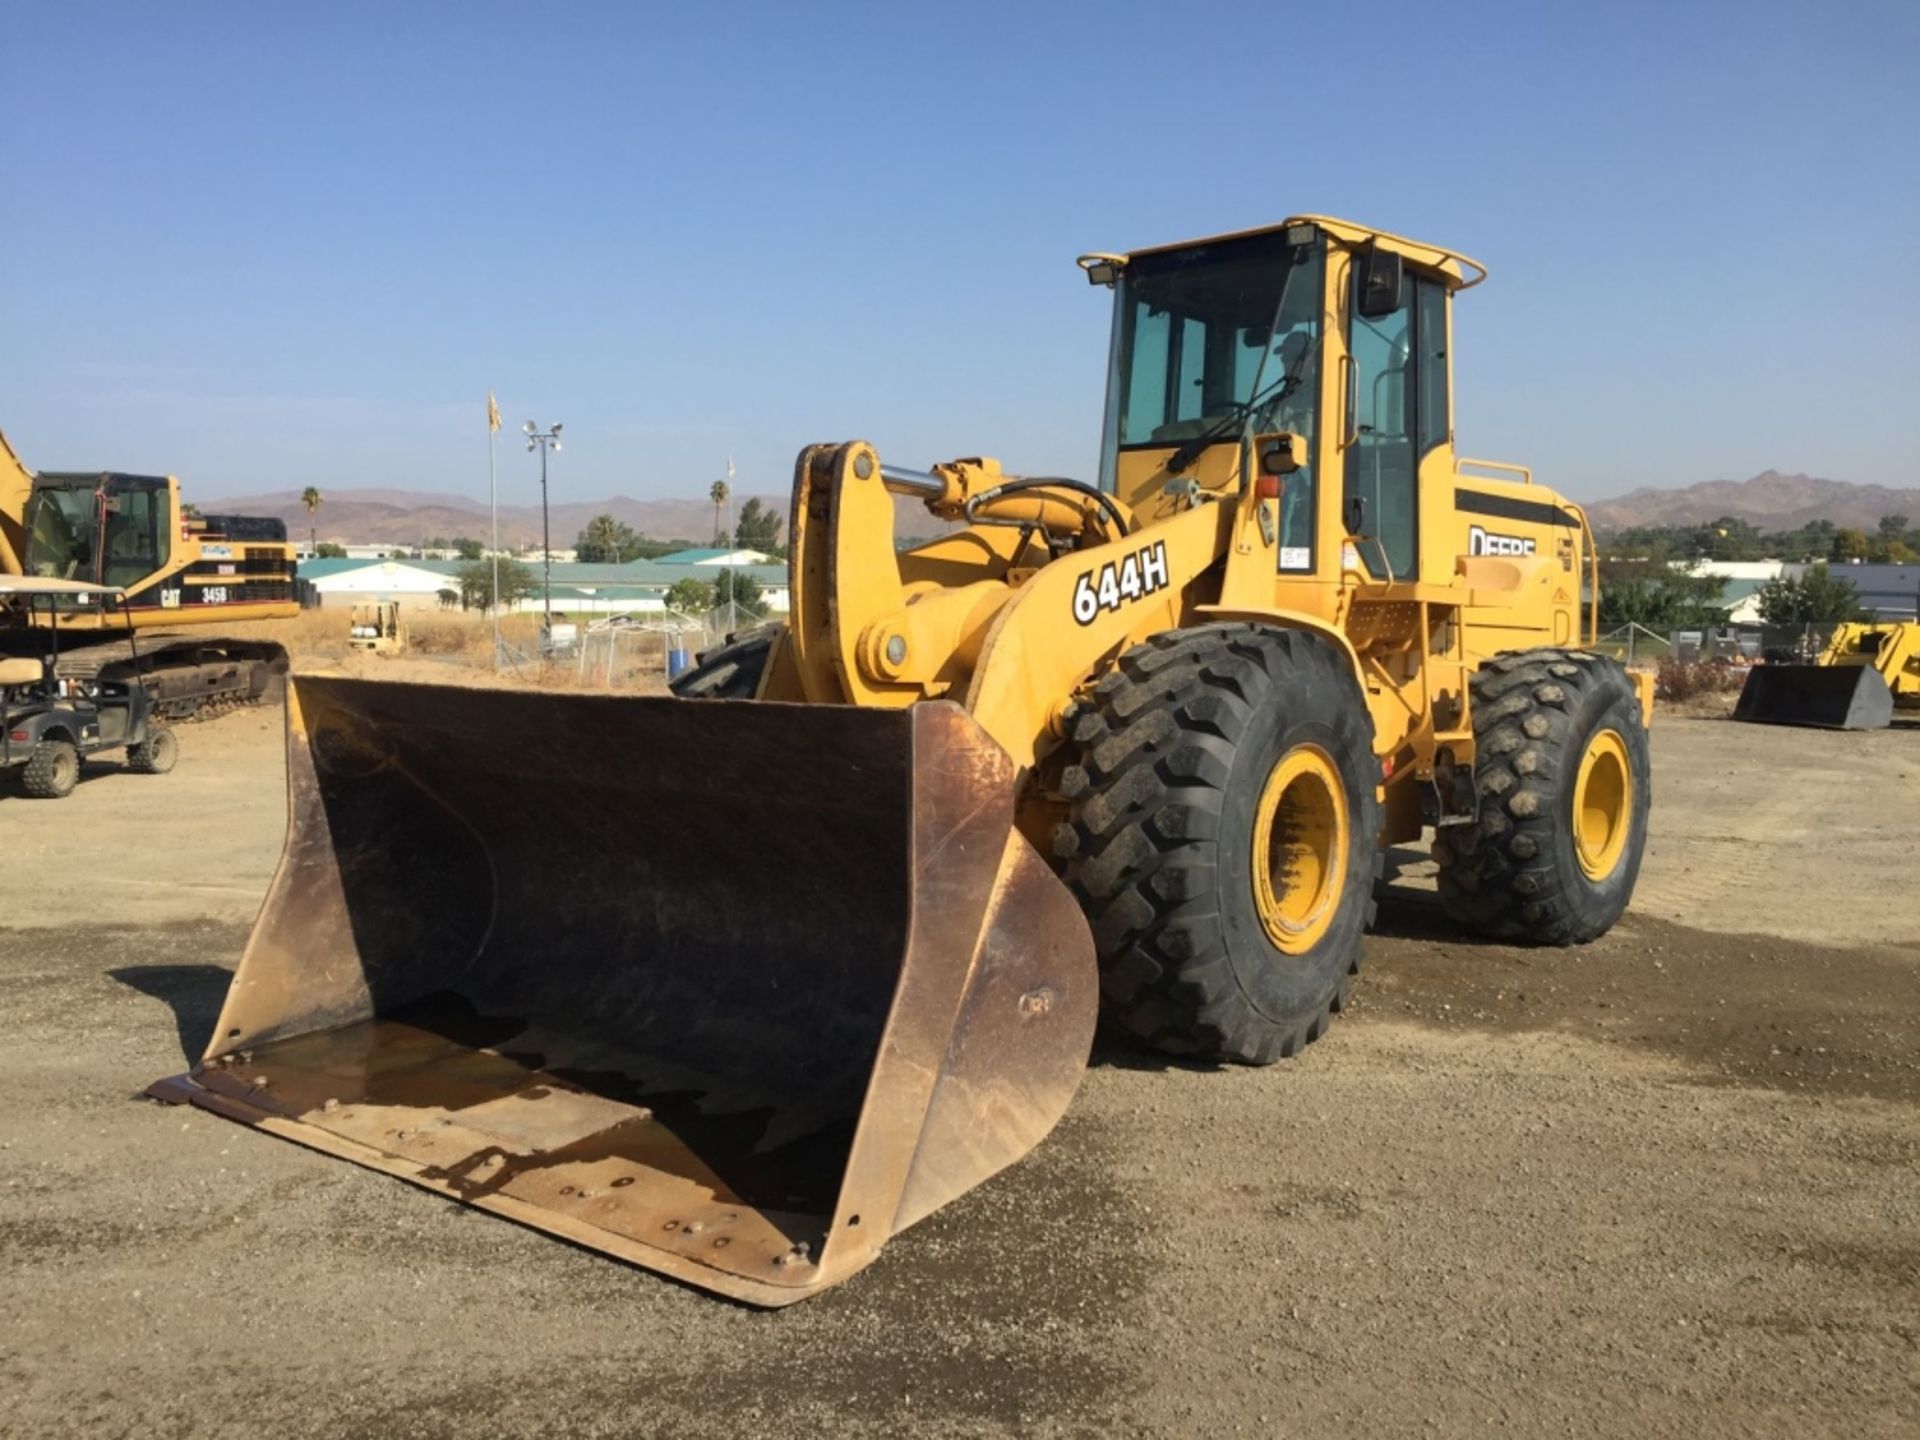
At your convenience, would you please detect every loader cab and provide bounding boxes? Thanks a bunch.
[23,473,174,592]
[1095,224,1326,561]
[1090,216,1470,588]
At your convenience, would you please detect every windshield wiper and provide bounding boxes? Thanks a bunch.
[1167,364,1307,473]
[1166,256,1307,475]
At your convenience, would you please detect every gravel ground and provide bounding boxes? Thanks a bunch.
[1,702,1915,1438]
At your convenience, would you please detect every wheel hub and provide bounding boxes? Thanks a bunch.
[1251,744,1348,953]
[1573,728,1632,881]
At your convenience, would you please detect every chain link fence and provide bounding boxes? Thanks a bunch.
[561,601,773,688]
[1594,621,1844,667]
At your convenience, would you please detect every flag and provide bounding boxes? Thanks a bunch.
[487,391,501,433]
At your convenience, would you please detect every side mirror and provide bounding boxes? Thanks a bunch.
[1257,433,1304,476]
[1355,243,1405,320]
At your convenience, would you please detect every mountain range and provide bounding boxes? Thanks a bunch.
[205,487,861,548]
[1583,471,1919,533]
[206,470,1918,547]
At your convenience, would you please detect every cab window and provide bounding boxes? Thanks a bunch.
[1345,269,1449,580]
[103,486,169,589]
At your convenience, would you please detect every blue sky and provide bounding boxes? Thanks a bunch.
[4,0,1916,507]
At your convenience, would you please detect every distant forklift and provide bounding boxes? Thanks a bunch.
[348,601,405,655]
[1,576,178,798]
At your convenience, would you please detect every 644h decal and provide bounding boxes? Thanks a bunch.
[1072,541,1171,625]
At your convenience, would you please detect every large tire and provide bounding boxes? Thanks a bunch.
[670,624,779,699]
[22,738,80,799]
[127,726,179,775]
[1434,648,1651,944]
[1056,624,1381,1064]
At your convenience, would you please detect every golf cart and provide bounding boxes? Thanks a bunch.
[0,576,177,798]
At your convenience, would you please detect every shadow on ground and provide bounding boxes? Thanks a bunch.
[108,962,235,1062]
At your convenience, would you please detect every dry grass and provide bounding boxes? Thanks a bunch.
[405,614,492,657]
[204,607,676,696]
[1656,657,1747,703]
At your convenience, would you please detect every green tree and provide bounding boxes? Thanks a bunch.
[1877,513,1910,537]
[711,568,763,613]
[709,478,730,546]
[436,587,460,609]
[1596,562,1729,629]
[1692,516,1763,561]
[625,535,702,561]
[665,577,714,615]
[577,513,636,564]
[1832,527,1869,561]
[314,541,347,559]
[1754,565,1864,625]
[456,558,535,612]
[733,497,784,554]
[452,536,485,561]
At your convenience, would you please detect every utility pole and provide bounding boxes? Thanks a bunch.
[724,456,736,632]
[524,421,563,646]
[487,391,501,662]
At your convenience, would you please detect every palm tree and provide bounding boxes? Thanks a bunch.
[301,486,322,556]
[581,513,624,564]
[709,478,729,548]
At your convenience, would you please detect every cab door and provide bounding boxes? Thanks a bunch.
[1343,271,1418,581]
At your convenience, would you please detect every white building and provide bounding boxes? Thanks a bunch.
[653,547,776,567]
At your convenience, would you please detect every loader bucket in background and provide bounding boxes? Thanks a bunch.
[148,677,1097,1305]
[1732,663,1894,730]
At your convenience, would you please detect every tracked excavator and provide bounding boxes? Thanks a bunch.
[151,216,1654,1304]
[0,429,294,717]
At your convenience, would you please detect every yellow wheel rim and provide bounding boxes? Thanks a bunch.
[1573,728,1633,881]
[1251,744,1349,953]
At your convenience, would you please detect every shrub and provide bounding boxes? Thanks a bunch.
[1655,657,1743,702]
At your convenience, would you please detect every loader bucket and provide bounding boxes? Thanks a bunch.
[1732,663,1894,730]
[148,676,1097,1305]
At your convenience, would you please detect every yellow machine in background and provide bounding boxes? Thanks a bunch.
[1736,620,1918,729]
[154,216,1654,1304]
[1830,622,1920,705]
[1,429,296,716]
[348,600,405,655]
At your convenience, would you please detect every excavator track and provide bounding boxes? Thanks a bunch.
[55,634,288,721]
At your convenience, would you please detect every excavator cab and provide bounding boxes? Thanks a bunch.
[22,473,174,590]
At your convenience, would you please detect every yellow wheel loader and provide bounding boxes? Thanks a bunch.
[1734,620,1918,729]
[150,216,1654,1304]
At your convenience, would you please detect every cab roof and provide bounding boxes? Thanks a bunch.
[0,575,125,597]
[1114,214,1488,290]
[35,471,173,486]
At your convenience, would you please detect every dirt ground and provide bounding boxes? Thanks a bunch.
[1,696,1915,1439]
